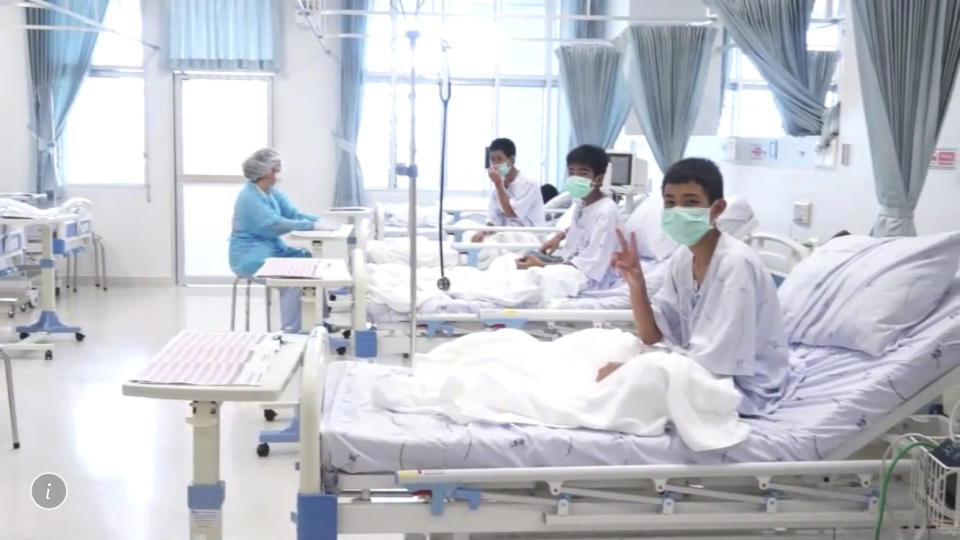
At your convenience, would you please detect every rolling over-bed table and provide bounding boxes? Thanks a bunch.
[122,331,313,540]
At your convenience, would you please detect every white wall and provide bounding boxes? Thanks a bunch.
[0,3,339,282]
[0,5,32,193]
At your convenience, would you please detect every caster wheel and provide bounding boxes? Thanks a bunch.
[264,409,278,422]
[329,294,337,302]
[13,442,19,450]
[19,304,27,312]
[336,346,347,356]
[7,310,14,319]
[19,332,28,340]
[342,329,352,339]
[44,350,53,361]
[72,288,77,293]
[28,301,36,309]
[75,333,86,342]
[256,443,270,457]
[55,287,60,297]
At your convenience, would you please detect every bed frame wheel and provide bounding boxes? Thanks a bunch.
[256,442,270,457]
[263,409,277,422]
[7,309,14,319]
[336,346,347,356]
[19,332,28,340]
[44,350,53,361]
[75,333,85,342]
[342,329,351,339]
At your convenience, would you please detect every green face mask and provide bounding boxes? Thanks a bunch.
[661,206,712,246]
[565,175,594,199]
[496,163,511,177]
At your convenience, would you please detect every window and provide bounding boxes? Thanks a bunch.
[717,0,843,137]
[356,0,568,193]
[62,0,145,185]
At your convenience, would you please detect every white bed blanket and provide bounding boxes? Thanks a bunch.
[365,254,589,312]
[371,328,750,452]
[366,237,463,267]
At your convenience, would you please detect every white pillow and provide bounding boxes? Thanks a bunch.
[624,196,678,261]
[779,232,960,356]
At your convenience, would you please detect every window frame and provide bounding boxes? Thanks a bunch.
[172,71,276,184]
[356,0,587,194]
[61,0,147,188]
[718,2,844,138]
[172,71,276,285]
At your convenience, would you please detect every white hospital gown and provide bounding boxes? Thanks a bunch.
[486,173,546,227]
[555,197,620,289]
[651,233,803,416]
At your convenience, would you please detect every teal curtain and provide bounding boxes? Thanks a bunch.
[26,0,109,194]
[617,25,717,173]
[166,0,283,71]
[333,0,369,207]
[709,0,839,136]
[852,0,960,236]
[556,45,631,149]
[562,0,608,40]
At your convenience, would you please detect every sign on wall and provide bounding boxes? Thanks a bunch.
[930,148,957,170]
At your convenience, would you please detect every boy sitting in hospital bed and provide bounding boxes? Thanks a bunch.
[597,158,801,416]
[515,144,621,290]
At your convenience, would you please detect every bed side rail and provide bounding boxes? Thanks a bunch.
[745,232,809,278]
[299,327,329,496]
[351,248,367,332]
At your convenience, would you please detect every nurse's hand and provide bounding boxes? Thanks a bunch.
[596,362,623,382]
[471,231,488,243]
[611,229,643,284]
[487,167,504,186]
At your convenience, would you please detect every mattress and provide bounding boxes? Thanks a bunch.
[322,281,960,473]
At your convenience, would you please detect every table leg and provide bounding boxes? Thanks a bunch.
[300,287,318,331]
[309,240,323,259]
[2,349,19,449]
[16,223,80,337]
[188,400,224,540]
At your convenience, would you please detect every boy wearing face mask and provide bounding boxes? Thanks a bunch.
[597,158,800,417]
[472,138,546,243]
[516,145,621,290]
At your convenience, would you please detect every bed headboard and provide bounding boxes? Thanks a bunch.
[745,233,809,286]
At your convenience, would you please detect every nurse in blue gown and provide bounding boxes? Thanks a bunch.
[229,148,318,333]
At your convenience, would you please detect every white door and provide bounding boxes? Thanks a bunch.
[174,74,274,283]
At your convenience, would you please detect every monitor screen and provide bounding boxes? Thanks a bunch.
[607,153,633,187]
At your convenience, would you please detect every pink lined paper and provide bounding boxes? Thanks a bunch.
[255,258,320,279]
[133,331,264,385]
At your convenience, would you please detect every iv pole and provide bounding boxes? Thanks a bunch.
[396,29,420,359]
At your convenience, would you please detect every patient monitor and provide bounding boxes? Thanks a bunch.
[604,152,649,214]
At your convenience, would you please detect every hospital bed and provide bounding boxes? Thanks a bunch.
[294,275,960,540]
[349,230,808,357]
[1,197,108,294]
[0,224,36,318]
